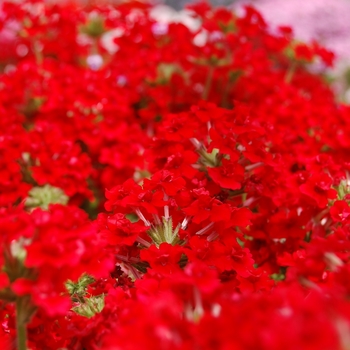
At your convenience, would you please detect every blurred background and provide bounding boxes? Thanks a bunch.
[161,0,350,100]
[164,0,350,61]
[164,0,234,9]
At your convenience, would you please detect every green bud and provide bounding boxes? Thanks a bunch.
[25,185,69,210]
[71,295,105,318]
[81,16,106,38]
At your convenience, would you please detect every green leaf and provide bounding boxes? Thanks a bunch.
[71,295,105,318]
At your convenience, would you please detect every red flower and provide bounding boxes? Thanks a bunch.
[207,159,244,190]
[98,212,148,246]
[300,173,337,208]
[330,200,350,223]
[140,243,184,275]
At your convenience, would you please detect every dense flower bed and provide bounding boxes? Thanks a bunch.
[0,1,350,349]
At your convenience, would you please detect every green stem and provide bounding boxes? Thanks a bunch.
[32,40,43,66]
[202,65,215,100]
[16,298,28,350]
[284,61,297,84]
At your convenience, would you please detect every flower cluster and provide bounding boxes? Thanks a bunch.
[0,1,350,349]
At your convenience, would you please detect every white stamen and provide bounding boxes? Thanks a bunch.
[324,252,343,271]
[320,218,327,225]
[181,216,191,230]
[195,222,214,236]
[245,162,264,171]
[135,208,151,226]
[164,206,170,220]
[163,193,170,220]
[152,214,162,226]
[211,303,222,317]
[129,256,141,263]
[207,231,219,242]
[243,197,256,207]
[128,264,142,280]
[190,138,202,150]
[136,236,151,248]
[207,121,212,132]
[115,254,130,262]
